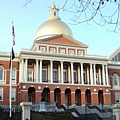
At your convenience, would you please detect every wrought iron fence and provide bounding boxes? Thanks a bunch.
[0,106,22,120]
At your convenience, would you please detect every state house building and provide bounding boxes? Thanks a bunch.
[0,4,119,107]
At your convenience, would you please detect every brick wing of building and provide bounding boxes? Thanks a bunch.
[1,3,118,107]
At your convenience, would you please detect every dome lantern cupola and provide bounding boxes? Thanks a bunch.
[48,2,60,20]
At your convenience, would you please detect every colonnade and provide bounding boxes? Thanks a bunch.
[19,58,109,86]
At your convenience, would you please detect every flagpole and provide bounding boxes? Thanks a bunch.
[9,47,13,117]
[9,21,15,117]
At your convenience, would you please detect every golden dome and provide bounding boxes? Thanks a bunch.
[35,3,73,40]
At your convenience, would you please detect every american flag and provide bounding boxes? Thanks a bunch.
[12,21,15,45]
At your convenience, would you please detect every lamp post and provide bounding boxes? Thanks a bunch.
[85,103,87,118]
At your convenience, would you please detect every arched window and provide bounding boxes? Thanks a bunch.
[0,67,4,80]
[12,68,16,80]
[113,74,119,86]
[54,11,56,16]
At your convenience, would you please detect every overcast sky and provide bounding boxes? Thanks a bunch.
[0,0,120,57]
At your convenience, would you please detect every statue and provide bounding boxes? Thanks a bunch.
[41,91,46,102]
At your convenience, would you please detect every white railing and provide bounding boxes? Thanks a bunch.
[0,51,19,57]
[0,49,107,59]
[0,51,10,55]
[21,49,107,59]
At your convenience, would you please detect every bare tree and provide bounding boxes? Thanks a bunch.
[25,0,120,32]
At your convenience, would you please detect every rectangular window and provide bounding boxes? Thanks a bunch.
[11,88,16,101]
[28,70,34,82]
[28,61,33,66]
[83,72,87,83]
[40,47,45,52]
[0,68,3,80]
[111,58,114,61]
[0,88,3,101]
[69,50,74,55]
[96,73,99,84]
[42,69,47,81]
[115,55,117,61]
[12,68,16,80]
[50,48,56,53]
[53,70,57,82]
[115,92,120,103]
[118,52,120,62]
[74,71,77,82]
[63,70,67,82]
[78,51,83,55]
[60,49,65,54]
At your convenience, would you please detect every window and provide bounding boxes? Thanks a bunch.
[83,71,87,83]
[115,92,120,103]
[113,74,119,86]
[40,47,45,52]
[115,55,117,61]
[53,70,57,82]
[74,71,77,82]
[111,58,114,61]
[28,70,34,82]
[0,67,4,80]
[54,11,56,16]
[42,69,47,81]
[50,48,56,53]
[0,88,3,101]
[12,68,16,80]
[96,73,99,84]
[78,51,83,55]
[60,49,65,54]
[69,50,74,55]
[63,70,67,82]
[11,88,16,101]
[28,61,33,66]
[118,52,120,62]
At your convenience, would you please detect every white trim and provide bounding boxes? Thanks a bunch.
[0,88,3,101]
[103,93,110,94]
[71,92,75,94]
[20,90,28,92]
[36,91,41,92]
[91,93,98,94]
[50,91,54,93]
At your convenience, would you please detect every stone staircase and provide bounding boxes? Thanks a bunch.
[56,104,114,120]
[31,102,115,120]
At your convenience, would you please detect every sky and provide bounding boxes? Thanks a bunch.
[0,0,120,57]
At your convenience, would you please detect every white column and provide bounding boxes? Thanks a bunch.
[71,62,74,84]
[58,64,60,83]
[98,68,101,85]
[61,61,63,83]
[21,59,24,82]
[25,59,28,82]
[113,104,120,120]
[93,64,96,85]
[50,61,53,83]
[36,59,38,82]
[40,60,42,83]
[87,66,89,84]
[68,65,71,83]
[90,64,93,85]
[105,65,109,85]
[78,65,80,84]
[102,64,105,85]
[19,59,22,82]
[80,63,84,85]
